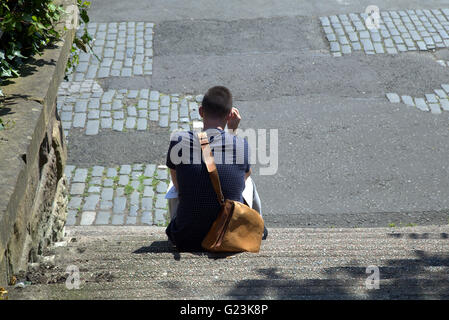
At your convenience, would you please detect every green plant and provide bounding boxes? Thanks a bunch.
[0,1,95,122]
[1,0,65,126]
[138,175,150,184]
[388,223,396,228]
[85,168,92,183]
[136,184,144,193]
[0,0,64,81]
[124,184,134,196]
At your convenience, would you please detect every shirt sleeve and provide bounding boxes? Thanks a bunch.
[166,139,179,170]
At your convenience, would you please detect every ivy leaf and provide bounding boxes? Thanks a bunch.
[2,16,14,28]
[1,68,12,78]
[81,32,91,43]
[74,38,87,52]
[27,25,36,36]
[0,51,4,60]
[23,14,33,23]
[12,50,26,58]
[80,10,89,24]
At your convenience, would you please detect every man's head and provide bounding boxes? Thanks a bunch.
[199,86,233,120]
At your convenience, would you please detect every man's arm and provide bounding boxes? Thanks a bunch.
[245,168,251,181]
[228,107,250,180]
[170,168,179,191]
[227,107,241,133]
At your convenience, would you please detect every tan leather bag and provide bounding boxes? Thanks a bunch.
[198,131,265,253]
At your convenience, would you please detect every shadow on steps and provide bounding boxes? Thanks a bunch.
[132,240,238,261]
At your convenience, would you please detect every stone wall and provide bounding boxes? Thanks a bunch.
[0,0,74,287]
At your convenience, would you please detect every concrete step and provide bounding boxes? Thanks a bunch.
[8,225,449,300]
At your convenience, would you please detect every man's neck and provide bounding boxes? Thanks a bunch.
[202,119,226,131]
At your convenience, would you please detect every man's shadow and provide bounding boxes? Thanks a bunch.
[132,241,238,261]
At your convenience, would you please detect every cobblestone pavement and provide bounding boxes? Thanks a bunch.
[64,164,170,226]
[385,84,449,114]
[69,22,154,81]
[321,8,449,56]
[320,8,449,114]
[57,81,204,137]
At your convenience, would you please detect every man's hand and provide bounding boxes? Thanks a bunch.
[227,107,241,131]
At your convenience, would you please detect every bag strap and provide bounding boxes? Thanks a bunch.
[198,131,225,205]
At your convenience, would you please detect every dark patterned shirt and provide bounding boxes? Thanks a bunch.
[165,128,250,251]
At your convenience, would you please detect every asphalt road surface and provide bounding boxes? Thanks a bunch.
[69,0,449,227]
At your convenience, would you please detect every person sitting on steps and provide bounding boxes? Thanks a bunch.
[165,85,267,252]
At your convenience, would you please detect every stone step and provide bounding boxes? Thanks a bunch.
[16,264,449,282]
[9,279,449,300]
[63,225,449,235]
[8,225,449,300]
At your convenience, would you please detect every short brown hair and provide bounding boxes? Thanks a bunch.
[201,86,232,118]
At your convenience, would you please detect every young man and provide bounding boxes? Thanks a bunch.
[165,86,266,252]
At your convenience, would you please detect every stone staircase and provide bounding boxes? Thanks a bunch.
[8,225,449,299]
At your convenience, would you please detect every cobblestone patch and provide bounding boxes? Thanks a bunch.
[64,164,171,226]
[386,83,449,114]
[321,9,449,56]
[68,22,154,81]
[57,83,204,137]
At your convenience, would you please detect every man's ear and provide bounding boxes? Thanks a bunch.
[225,110,232,120]
[199,105,204,118]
